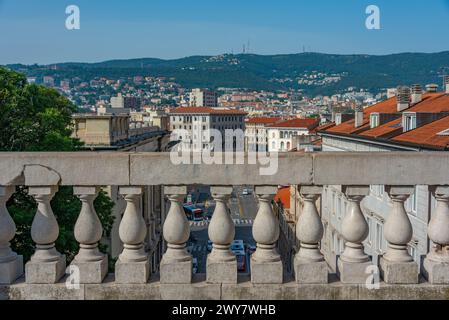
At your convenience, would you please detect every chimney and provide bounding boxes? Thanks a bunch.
[397,86,411,112]
[445,76,449,94]
[411,84,423,104]
[426,84,439,93]
[387,88,397,99]
[354,105,364,128]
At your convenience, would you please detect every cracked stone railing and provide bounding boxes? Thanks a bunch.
[1,152,449,299]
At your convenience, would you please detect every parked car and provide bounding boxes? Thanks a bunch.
[231,240,245,255]
[247,244,257,254]
[207,240,213,252]
[242,189,249,195]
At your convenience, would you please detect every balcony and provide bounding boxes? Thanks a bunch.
[1,152,449,300]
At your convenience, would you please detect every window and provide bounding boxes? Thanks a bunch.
[403,113,417,132]
[407,187,418,215]
[272,141,275,150]
[367,216,373,245]
[280,142,285,150]
[376,222,383,252]
[370,113,379,128]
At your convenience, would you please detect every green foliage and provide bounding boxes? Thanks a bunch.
[0,67,115,266]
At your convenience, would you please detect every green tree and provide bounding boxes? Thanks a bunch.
[0,67,115,265]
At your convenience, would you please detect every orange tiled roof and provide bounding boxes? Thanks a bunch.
[391,116,449,150]
[359,118,403,138]
[274,187,290,209]
[266,118,320,129]
[169,107,247,115]
[246,117,281,125]
[321,93,448,136]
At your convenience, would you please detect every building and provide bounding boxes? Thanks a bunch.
[267,118,320,152]
[317,81,449,271]
[245,117,281,152]
[189,88,218,108]
[111,93,125,108]
[71,113,170,268]
[169,107,247,151]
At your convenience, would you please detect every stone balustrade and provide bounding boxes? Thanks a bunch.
[1,152,449,299]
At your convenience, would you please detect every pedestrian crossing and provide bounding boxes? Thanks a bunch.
[189,218,253,227]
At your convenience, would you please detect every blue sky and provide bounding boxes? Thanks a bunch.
[1,0,449,64]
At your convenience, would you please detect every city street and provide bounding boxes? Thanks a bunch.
[187,186,259,274]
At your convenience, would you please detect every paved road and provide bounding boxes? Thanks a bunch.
[188,186,259,274]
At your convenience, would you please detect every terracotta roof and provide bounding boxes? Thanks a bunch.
[359,118,403,138]
[266,118,320,129]
[246,117,281,125]
[407,93,449,112]
[169,107,247,115]
[274,187,290,209]
[391,116,449,150]
[320,93,449,137]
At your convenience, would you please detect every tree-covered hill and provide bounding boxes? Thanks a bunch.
[6,51,449,95]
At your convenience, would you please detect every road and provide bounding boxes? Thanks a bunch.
[187,186,259,274]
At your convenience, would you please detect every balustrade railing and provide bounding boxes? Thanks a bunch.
[1,152,449,289]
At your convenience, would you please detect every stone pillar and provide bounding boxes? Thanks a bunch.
[160,186,192,284]
[380,186,418,284]
[207,186,237,284]
[337,186,373,283]
[0,186,23,284]
[71,187,107,284]
[26,186,66,284]
[294,186,328,284]
[115,187,149,284]
[423,186,449,284]
[251,186,283,284]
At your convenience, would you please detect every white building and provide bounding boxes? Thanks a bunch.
[169,107,246,151]
[245,117,281,152]
[317,84,449,271]
[267,118,320,152]
[189,88,218,108]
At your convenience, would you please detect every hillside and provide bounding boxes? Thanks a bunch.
[6,52,449,95]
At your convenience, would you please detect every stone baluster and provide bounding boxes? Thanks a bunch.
[0,186,23,284]
[337,186,373,283]
[115,187,149,284]
[424,186,449,284]
[251,186,283,284]
[160,186,192,284]
[207,186,236,284]
[294,186,328,284]
[71,187,107,284]
[380,186,418,284]
[26,186,66,284]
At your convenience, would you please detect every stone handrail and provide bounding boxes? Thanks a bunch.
[2,151,449,186]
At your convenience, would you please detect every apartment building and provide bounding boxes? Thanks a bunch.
[189,88,218,108]
[169,107,247,151]
[317,80,449,271]
[267,118,320,152]
[245,117,281,152]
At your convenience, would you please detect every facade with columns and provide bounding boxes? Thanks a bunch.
[2,152,449,299]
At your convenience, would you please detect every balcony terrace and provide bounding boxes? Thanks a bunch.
[1,152,449,300]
